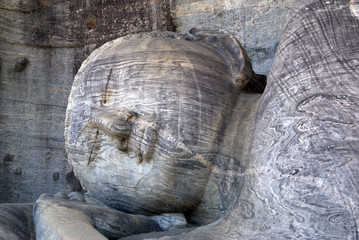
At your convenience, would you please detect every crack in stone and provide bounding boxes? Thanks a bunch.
[103,68,113,104]
[88,130,99,166]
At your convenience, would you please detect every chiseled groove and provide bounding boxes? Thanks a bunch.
[88,130,99,166]
[103,68,113,104]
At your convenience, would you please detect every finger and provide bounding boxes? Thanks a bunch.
[68,192,85,202]
[54,191,69,199]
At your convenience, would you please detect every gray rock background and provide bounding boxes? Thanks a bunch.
[174,0,294,74]
[0,0,293,203]
[0,0,174,203]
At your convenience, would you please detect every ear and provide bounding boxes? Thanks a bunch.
[188,27,266,93]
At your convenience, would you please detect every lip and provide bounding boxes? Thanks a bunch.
[132,115,158,164]
[139,121,158,163]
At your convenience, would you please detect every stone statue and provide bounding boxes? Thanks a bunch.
[38,28,266,239]
[64,28,264,216]
[0,0,358,239]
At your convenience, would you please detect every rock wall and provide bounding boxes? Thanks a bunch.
[122,0,358,238]
[0,0,293,203]
[174,0,294,74]
[0,0,174,203]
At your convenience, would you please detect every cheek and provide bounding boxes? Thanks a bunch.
[68,126,154,191]
[155,107,223,157]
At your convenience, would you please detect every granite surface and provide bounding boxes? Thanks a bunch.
[0,0,174,203]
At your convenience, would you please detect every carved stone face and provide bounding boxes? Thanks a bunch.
[65,33,239,215]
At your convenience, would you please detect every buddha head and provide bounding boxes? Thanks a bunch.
[65,29,257,215]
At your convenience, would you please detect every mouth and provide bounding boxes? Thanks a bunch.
[130,116,158,164]
[139,121,158,163]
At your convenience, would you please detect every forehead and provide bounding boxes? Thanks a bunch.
[74,37,237,113]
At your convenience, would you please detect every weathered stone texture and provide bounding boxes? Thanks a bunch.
[0,0,174,203]
[0,43,88,203]
[0,0,358,238]
[150,0,358,238]
[0,0,175,47]
[0,0,295,204]
[0,203,35,239]
[64,30,250,217]
[30,29,264,240]
[174,0,295,74]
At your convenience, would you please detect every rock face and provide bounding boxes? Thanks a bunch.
[0,0,358,239]
[26,28,264,240]
[174,0,295,74]
[0,0,294,204]
[143,0,357,238]
[0,0,174,203]
[0,203,35,239]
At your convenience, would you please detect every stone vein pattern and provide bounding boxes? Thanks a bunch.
[0,0,174,48]
[123,0,359,239]
[0,203,35,239]
[0,0,294,204]
[174,0,295,74]
[0,0,174,203]
[64,29,257,220]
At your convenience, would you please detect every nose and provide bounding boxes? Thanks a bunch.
[88,109,137,152]
[88,109,158,161]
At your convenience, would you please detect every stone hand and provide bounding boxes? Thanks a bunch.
[34,193,161,239]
